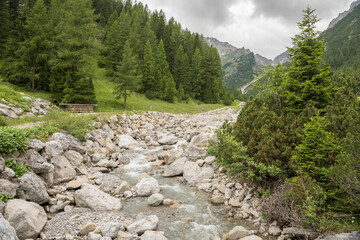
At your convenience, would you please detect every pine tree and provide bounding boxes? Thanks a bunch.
[155,40,176,102]
[282,6,332,112]
[141,40,157,98]
[113,40,141,110]
[202,47,222,103]
[191,48,203,99]
[17,0,49,91]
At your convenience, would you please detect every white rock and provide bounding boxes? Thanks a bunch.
[189,133,212,148]
[141,231,168,240]
[25,149,54,174]
[118,135,138,149]
[44,141,64,159]
[28,139,45,151]
[204,156,216,164]
[239,236,263,240]
[127,215,159,235]
[0,179,17,198]
[64,150,83,167]
[16,172,50,204]
[135,177,160,197]
[158,135,178,145]
[163,157,186,177]
[0,213,19,240]
[147,193,164,206]
[4,199,47,240]
[74,183,122,211]
[183,162,214,185]
[52,156,76,184]
[228,226,250,240]
[101,222,124,238]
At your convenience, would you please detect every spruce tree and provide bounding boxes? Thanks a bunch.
[191,48,203,100]
[141,40,157,98]
[0,0,10,58]
[113,40,141,110]
[282,6,332,112]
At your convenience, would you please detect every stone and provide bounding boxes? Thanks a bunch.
[196,159,205,167]
[158,135,178,145]
[135,177,160,197]
[44,141,64,159]
[225,188,232,199]
[141,231,168,240]
[282,227,315,238]
[228,226,250,240]
[0,157,4,172]
[214,183,226,194]
[88,232,102,240]
[124,191,133,198]
[127,215,159,235]
[25,149,54,174]
[53,156,76,184]
[102,124,114,139]
[91,154,102,163]
[64,150,83,167]
[0,107,18,118]
[163,199,175,206]
[65,178,89,190]
[198,183,212,192]
[101,222,124,238]
[183,162,214,185]
[0,179,17,198]
[117,231,131,240]
[114,181,130,195]
[210,196,227,205]
[0,167,15,179]
[268,226,281,236]
[28,139,45,151]
[204,156,216,164]
[239,236,263,240]
[163,157,186,177]
[0,213,19,240]
[229,198,241,207]
[79,222,96,235]
[4,199,47,240]
[16,172,50,204]
[74,183,122,211]
[118,135,138,149]
[318,232,360,240]
[95,173,122,192]
[147,193,164,206]
[189,133,212,148]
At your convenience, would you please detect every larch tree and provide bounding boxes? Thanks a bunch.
[113,40,141,110]
[282,6,332,113]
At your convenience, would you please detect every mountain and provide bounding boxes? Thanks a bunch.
[204,37,272,89]
[327,0,360,30]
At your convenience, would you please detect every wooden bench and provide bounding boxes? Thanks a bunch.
[59,104,97,113]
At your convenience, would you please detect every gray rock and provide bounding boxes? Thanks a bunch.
[0,157,4,172]
[91,154,102,163]
[228,226,250,240]
[66,134,86,154]
[64,150,83,167]
[210,196,227,205]
[25,149,54,174]
[317,232,360,240]
[127,215,159,235]
[158,135,178,145]
[0,201,5,215]
[282,227,316,238]
[52,156,76,184]
[16,172,50,204]
[183,162,214,185]
[0,213,19,240]
[95,173,122,192]
[268,226,281,236]
[147,193,164,206]
[135,177,160,197]
[204,156,216,164]
[44,141,64,159]
[102,124,114,139]
[4,199,47,240]
[114,181,130,195]
[101,222,124,238]
[0,107,18,118]
[0,179,17,198]
[189,133,212,148]
[74,183,122,211]
[28,139,45,151]
[12,107,24,116]
[239,236,262,240]
[163,157,186,177]
[88,232,102,240]
[118,135,138,149]
[141,231,168,240]
[0,167,15,179]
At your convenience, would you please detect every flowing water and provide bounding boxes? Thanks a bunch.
[116,143,267,240]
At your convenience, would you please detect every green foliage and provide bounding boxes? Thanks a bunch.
[44,110,97,141]
[0,193,12,203]
[0,127,29,154]
[5,158,32,178]
[0,115,7,126]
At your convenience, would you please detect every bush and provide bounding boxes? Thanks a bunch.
[0,115,7,126]
[0,193,12,202]
[5,158,32,177]
[44,110,97,140]
[0,127,29,154]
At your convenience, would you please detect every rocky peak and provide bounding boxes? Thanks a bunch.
[327,0,360,30]
[204,37,238,57]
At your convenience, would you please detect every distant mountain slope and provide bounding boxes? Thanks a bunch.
[327,0,360,30]
[204,37,271,89]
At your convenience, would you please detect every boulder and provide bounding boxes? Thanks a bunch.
[0,167,15,180]
[204,156,216,165]
[163,158,185,177]
[79,222,96,235]
[16,172,50,204]
[158,135,178,145]
[141,231,168,240]
[44,141,64,159]
[53,156,76,184]
[91,154,102,163]
[135,177,160,197]
[239,236,263,240]
[4,199,47,240]
[74,183,122,211]
[64,150,83,167]
[0,179,17,198]
[127,215,159,235]
[0,213,19,240]
[28,139,45,151]
[210,196,227,205]
[118,135,138,149]
[101,222,124,238]
[268,226,281,236]
[94,173,122,192]
[228,226,250,240]
[25,149,54,174]
[102,124,114,139]
[189,133,212,148]
[147,193,164,206]
[183,162,214,185]
[65,178,89,190]
[0,107,18,118]
[0,157,4,172]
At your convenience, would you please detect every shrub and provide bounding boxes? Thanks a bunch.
[0,115,6,126]
[5,158,32,177]
[0,193,12,202]
[25,124,59,140]
[0,127,29,154]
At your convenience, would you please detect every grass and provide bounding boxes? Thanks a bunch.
[92,61,227,114]
[0,80,52,102]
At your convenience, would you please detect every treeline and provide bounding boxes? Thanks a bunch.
[210,7,360,231]
[0,0,228,105]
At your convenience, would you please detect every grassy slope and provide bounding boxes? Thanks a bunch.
[92,62,226,114]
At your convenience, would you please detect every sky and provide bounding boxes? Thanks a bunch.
[139,0,355,60]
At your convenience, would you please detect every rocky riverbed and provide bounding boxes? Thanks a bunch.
[1,106,358,240]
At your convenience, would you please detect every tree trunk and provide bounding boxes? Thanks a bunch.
[124,90,127,111]
[31,63,36,91]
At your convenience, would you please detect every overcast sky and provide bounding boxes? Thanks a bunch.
[140,0,355,59]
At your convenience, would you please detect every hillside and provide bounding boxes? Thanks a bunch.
[204,37,271,89]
